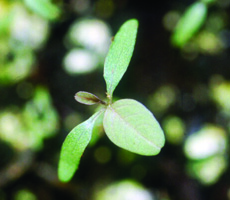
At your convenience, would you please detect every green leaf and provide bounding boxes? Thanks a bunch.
[103,19,138,99]
[90,108,105,146]
[171,2,207,47]
[103,99,165,155]
[58,110,105,182]
[24,0,60,20]
[75,91,106,105]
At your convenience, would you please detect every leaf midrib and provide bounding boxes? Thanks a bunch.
[108,106,160,150]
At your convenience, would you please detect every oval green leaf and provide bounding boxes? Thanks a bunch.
[58,110,104,182]
[75,91,106,105]
[171,2,207,47]
[103,99,165,155]
[103,19,138,98]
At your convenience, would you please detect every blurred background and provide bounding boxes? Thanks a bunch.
[0,0,230,199]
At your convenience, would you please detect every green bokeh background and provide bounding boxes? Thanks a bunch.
[1,0,230,199]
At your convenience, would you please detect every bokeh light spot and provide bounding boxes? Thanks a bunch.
[163,116,185,145]
[94,146,111,164]
[187,155,227,185]
[184,124,227,160]
[10,4,49,49]
[14,189,37,200]
[195,31,223,54]
[94,180,154,200]
[148,85,177,116]
[67,19,111,55]
[210,76,230,111]
[63,49,99,74]
[163,11,180,31]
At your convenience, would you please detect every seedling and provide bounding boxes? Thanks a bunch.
[58,19,165,182]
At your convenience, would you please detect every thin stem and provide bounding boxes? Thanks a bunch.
[106,92,113,105]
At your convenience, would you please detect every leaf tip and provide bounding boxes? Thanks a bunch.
[57,164,73,183]
[58,172,70,183]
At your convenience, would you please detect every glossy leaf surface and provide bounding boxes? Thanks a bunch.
[171,2,207,47]
[103,99,165,155]
[103,19,138,98]
[75,91,105,105]
[58,110,104,182]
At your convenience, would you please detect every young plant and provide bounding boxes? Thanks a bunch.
[58,19,165,182]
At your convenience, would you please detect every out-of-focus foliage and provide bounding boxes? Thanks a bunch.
[93,179,154,200]
[63,19,111,74]
[164,0,229,56]
[184,124,227,185]
[147,85,178,117]
[184,124,227,160]
[66,19,111,55]
[210,76,230,111]
[0,1,49,85]
[187,155,227,185]
[24,0,60,20]
[162,115,185,145]
[0,0,230,199]
[14,189,37,200]
[171,2,208,47]
[0,86,59,150]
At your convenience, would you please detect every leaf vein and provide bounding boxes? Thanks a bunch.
[109,106,160,150]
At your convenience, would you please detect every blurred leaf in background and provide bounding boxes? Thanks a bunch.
[0,86,59,151]
[63,18,112,75]
[93,179,154,200]
[0,0,230,199]
[164,0,228,57]
[184,124,228,185]
[23,0,61,20]
[162,115,185,145]
[0,1,49,85]
[171,2,208,47]
[14,189,37,200]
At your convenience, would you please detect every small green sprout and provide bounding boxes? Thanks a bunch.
[58,19,165,182]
